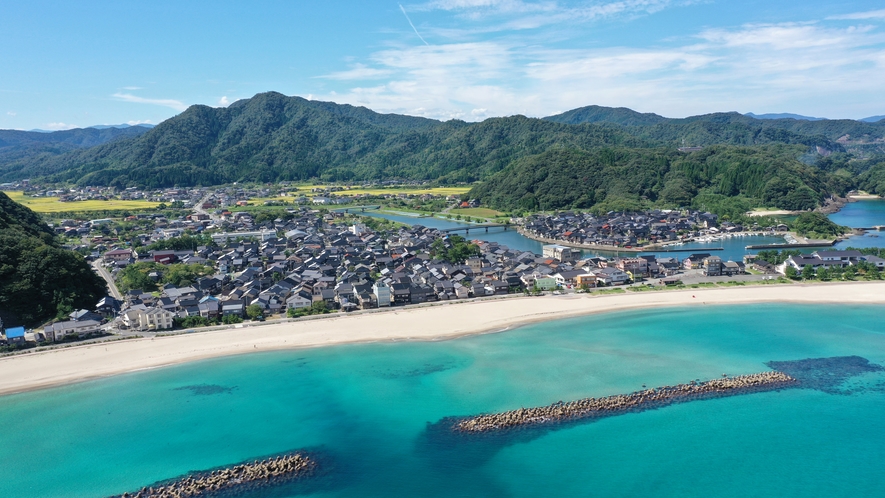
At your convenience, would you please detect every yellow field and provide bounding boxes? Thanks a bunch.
[2,191,161,213]
[289,186,471,197]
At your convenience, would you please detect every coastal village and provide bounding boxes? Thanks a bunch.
[0,185,882,345]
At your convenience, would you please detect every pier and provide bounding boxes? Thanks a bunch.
[745,241,836,249]
[454,372,797,434]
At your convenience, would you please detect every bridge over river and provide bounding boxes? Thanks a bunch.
[439,223,512,234]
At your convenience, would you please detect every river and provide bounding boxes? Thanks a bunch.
[366,202,885,261]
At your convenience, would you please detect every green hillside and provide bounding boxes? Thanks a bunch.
[469,145,837,215]
[0,92,860,188]
[0,192,107,327]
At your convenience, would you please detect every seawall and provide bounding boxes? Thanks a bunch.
[455,372,797,433]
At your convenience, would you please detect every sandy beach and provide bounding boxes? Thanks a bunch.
[1,281,884,396]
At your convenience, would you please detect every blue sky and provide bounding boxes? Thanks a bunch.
[2,0,885,130]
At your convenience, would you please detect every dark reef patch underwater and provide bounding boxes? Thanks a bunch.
[766,356,885,394]
[173,384,238,396]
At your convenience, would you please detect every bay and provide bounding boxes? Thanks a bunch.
[1,303,883,497]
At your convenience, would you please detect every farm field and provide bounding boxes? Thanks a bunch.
[2,191,161,213]
[289,185,471,197]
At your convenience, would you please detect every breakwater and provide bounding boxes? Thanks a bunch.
[455,372,796,433]
[114,452,315,498]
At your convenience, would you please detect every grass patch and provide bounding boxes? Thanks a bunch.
[591,288,627,295]
[449,207,505,218]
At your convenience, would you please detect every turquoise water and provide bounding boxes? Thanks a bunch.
[831,200,885,251]
[829,199,885,229]
[1,303,884,497]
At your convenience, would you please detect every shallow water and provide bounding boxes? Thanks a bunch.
[1,303,884,497]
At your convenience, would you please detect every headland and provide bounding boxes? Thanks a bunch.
[0,281,883,396]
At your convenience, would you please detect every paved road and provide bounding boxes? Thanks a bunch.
[194,192,220,221]
[92,259,123,300]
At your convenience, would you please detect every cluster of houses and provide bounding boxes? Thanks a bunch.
[521,210,723,248]
[521,209,792,249]
[80,209,752,334]
[777,250,885,273]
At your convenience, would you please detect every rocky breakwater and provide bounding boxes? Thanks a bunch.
[114,452,316,498]
[457,372,797,434]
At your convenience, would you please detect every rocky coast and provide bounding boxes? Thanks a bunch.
[456,372,797,433]
[113,452,315,498]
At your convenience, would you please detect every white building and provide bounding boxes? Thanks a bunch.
[373,281,391,307]
[543,244,579,263]
[43,320,102,341]
[122,307,175,331]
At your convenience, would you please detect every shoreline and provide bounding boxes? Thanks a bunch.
[1,281,884,397]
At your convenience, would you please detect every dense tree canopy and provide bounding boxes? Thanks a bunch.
[0,192,107,327]
[468,145,833,215]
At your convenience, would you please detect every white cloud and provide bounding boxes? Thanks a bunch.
[45,122,79,130]
[111,92,188,112]
[312,15,885,120]
[6,111,15,116]
[122,86,143,90]
[126,120,153,126]
[320,64,394,80]
[828,9,885,21]
[218,96,230,107]
[418,0,554,13]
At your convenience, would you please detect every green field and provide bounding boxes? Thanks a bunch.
[2,191,161,213]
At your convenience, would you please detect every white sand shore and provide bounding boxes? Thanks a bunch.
[1,282,884,396]
[747,209,794,217]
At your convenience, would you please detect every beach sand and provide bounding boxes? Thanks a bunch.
[1,282,884,396]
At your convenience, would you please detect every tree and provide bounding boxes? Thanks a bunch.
[801,264,816,281]
[246,304,263,320]
[221,314,243,324]
[785,266,799,280]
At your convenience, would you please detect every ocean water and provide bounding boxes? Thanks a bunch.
[829,199,885,229]
[1,303,884,497]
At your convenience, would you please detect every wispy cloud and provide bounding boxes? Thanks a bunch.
[315,14,885,120]
[828,9,885,21]
[45,122,79,130]
[6,111,15,116]
[126,119,153,126]
[400,4,430,45]
[122,86,143,90]
[319,64,394,80]
[111,92,188,111]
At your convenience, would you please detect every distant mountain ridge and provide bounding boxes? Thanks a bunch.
[745,112,826,121]
[0,125,153,173]
[1,92,884,188]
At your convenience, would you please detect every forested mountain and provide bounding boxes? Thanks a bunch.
[0,192,107,327]
[0,92,868,188]
[0,93,654,186]
[468,145,839,215]
[0,125,151,171]
[545,106,885,152]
